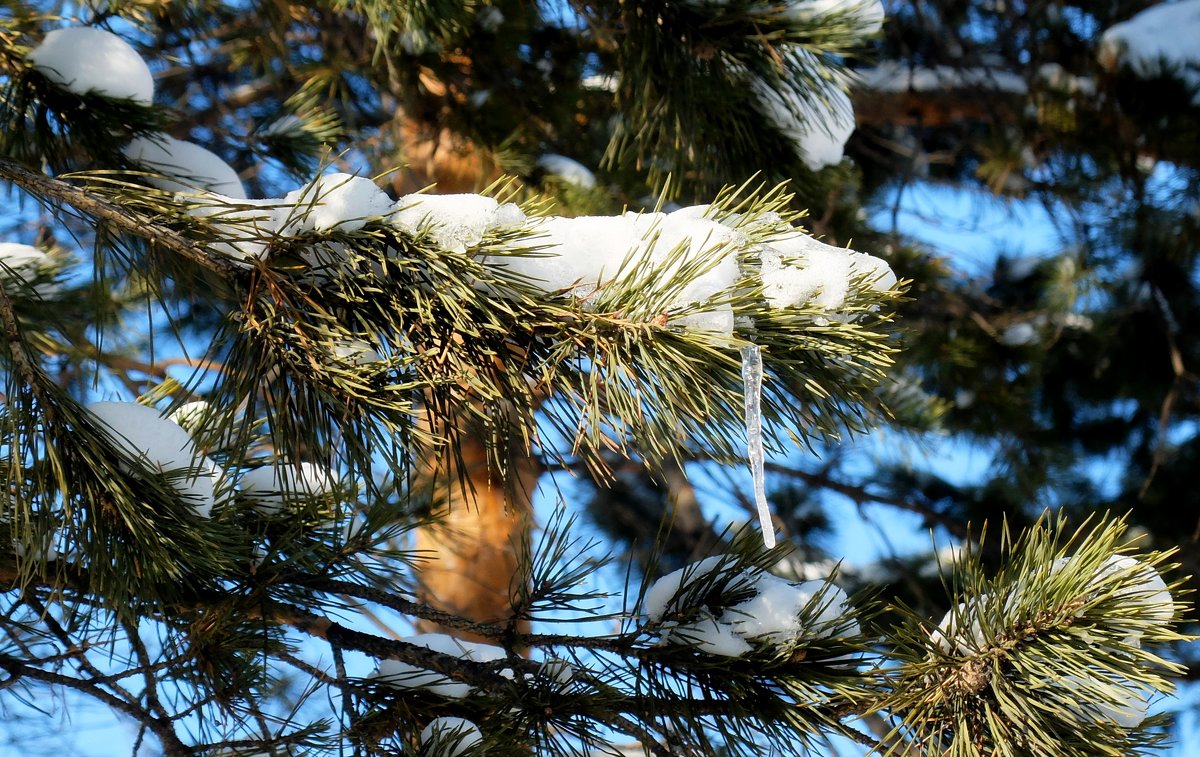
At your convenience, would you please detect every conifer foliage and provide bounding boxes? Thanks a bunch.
[0,1,1193,755]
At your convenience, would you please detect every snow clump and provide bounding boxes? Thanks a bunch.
[490,203,892,335]
[181,173,398,257]
[370,633,510,698]
[645,556,858,657]
[391,193,526,253]
[124,135,247,199]
[536,153,598,189]
[27,27,154,105]
[88,401,218,517]
[183,195,287,262]
[725,571,859,641]
[489,215,643,295]
[1052,553,1174,631]
[283,173,394,233]
[931,597,991,654]
[1099,0,1200,104]
[929,552,1171,729]
[932,553,1172,655]
[420,715,480,757]
[1058,673,1152,728]
[752,68,856,171]
[167,400,213,434]
[0,243,61,298]
[240,461,336,514]
[177,188,893,337]
[778,0,885,37]
[420,717,484,756]
[12,531,60,562]
[492,206,742,333]
[760,228,896,319]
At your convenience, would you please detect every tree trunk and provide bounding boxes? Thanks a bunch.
[411,406,539,643]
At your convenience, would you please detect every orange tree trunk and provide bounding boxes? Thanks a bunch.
[411,408,540,643]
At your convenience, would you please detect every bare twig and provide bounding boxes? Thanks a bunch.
[0,653,192,756]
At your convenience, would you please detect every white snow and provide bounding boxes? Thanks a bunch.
[671,306,736,334]
[760,231,895,318]
[12,531,59,562]
[740,345,775,548]
[1059,673,1151,728]
[124,135,246,199]
[658,209,743,332]
[0,243,52,277]
[671,617,754,657]
[240,461,335,514]
[537,153,598,189]
[723,574,858,642]
[1055,554,1174,628]
[284,173,394,233]
[493,214,644,295]
[931,552,1163,730]
[722,573,807,643]
[27,27,154,105]
[644,556,756,622]
[645,558,857,656]
[752,68,856,170]
[371,633,509,698]
[1096,555,1173,623]
[186,186,525,264]
[934,553,1172,655]
[858,63,1027,95]
[999,321,1037,346]
[167,401,212,433]
[88,401,216,517]
[852,250,898,292]
[932,598,989,654]
[476,6,505,32]
[391,193,525,253]
[420,717,484,756]
[490,208,743,333]
[0,242,60,298]
[1099,0,1200,104]
[779,0,885,37]
[175,184,888,338]
[761,237,850,311]
[492,206,892,334]
[331,338,383,366]
[183,194,285,262]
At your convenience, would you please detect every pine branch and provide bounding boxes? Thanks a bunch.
[0,157,242,278]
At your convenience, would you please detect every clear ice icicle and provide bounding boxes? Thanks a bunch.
[740,344,776,548]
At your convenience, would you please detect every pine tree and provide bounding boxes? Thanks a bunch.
[0,2,1193,755]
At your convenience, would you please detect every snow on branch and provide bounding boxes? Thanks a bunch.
[886,515,1187,752]
[643,554,859,656]
[856,62,1028,95]
[1099,0,1200,104]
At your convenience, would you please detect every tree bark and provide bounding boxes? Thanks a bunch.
[411,405,539,643]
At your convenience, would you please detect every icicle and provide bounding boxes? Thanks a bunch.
[740,344,776,549]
